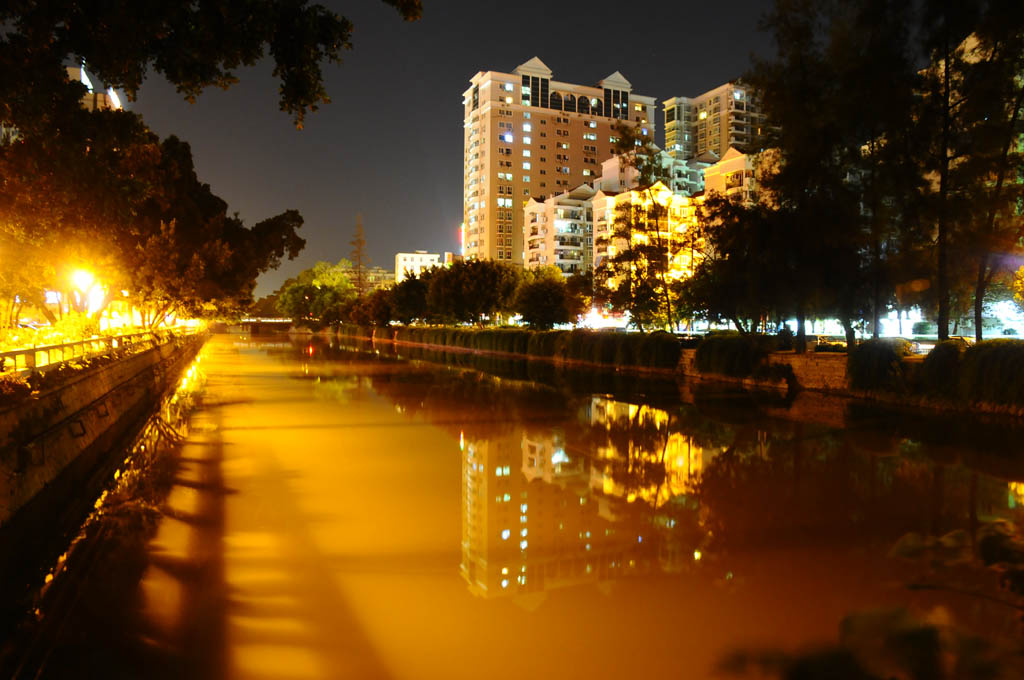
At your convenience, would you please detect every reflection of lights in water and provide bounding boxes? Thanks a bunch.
[459,430,464,451]
[1010,482,1024,507]
[307,345,315,356]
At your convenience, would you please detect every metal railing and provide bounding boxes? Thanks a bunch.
[0,327,198,376]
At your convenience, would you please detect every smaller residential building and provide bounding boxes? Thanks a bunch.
[524,185,594,275]
[702,146,760,203]
[663,82,765,161]
[592,181,699,279]
[395,251,441,283]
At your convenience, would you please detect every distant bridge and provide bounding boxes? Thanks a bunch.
[222,317,294,334]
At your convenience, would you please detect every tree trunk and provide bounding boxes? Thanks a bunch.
[841,317,856,349]
[973,254,988,343]
[972,78,1023,344]
[936,24,952,341]
[795,306,807,354]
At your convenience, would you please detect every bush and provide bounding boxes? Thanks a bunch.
[694,334,768,377]
[920,339,966,397]
[814,342,847,353]
[847,338,913,392]
[958,339,1024,406]
[0,374,32,407]
[638,331,682,370]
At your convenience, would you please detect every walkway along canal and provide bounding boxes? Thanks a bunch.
[5,333,1024,679]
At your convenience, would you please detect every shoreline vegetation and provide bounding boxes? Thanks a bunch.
[332,324,1024,418]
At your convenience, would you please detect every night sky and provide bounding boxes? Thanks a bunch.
[131,0,773,297]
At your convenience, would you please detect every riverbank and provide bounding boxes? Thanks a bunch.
[335,324,1024,421]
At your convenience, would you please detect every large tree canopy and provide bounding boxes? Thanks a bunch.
[0,0,423,130]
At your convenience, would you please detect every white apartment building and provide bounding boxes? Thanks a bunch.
[663,82,764,160]
[462,57,657,266]
[394,251,440,283]
[524,184,594,275]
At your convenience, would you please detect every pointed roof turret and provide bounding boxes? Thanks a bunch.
[514,57,553,78]
[599,71,632,90]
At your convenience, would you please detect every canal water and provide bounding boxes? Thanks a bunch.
[19,334,1024,678]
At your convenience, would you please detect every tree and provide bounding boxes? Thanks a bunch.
[0,0,423,132]
[350,214,370,298]
[275,261,355,328]
[514,277,574,330]
[595,123,686,331]
[426,260,519,325]
[389,273,429,324]
[959,3,1024,341]
[917,0,981,340]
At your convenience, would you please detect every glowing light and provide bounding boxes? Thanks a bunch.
[459,430,464,451]
[693,550,702,561]
[307,345,315,356]
[71,269,94,292]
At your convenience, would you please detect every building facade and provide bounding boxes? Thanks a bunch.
[395,251,440,283]
[523,184,594,275]
[462,57,657,266]
[702,146,760,202]
[663,82,764,160]
[592,181,699,279]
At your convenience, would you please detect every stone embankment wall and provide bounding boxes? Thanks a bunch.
[0,335,205,532]
[678,349,849,393]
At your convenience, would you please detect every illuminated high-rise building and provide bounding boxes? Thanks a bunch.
[663,82,764,160]
[462,57,657,266]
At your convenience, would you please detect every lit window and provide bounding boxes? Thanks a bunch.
[520,540,528,550]
[501,579,509,588]
[505,96,513,104]
[523,123,532,132]
[501,529,510,540]
[588,121,597,128]
[522,149,531,157]
[523,112,531,119]
[641,127,648,135]
[520,504,528,512]
[582,169,591,176]
[699,110,708,120]
[634,103,642,111]
[502,133,513,143]
[523,175,530,182]
[503,82,514,92]
[503,465,510,475]
[522,161,531,170]
[520,528,528,537]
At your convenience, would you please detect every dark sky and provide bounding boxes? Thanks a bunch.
[131,0,774,297]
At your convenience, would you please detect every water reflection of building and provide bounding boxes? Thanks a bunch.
[461,426,659,600]
[588,397,714,511]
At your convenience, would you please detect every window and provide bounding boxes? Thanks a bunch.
[522,161,531,169]
[523,112,531,119]
[522,123,532,132]
[504,96,513,104]
[609,136,619,143]
[503,82,514,92]
[583,133,596,141]
[699,110,708,120]
[523,175,530,182]
[588,120,597,128]
[634,103,643,111]
[522,149,531,157]
[502,133,513,143]
[523,136,531,144]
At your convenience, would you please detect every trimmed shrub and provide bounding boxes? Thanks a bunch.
[813,342,847,353]
[694,334,767,377]
[957,339,1024,406]
[912,321,936,335]
[638,331,682,370]
[920,339,966,397]
[847,338,913,392]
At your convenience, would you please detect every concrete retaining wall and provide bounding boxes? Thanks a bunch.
[0,335,205,528]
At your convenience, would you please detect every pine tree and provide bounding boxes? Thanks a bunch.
[350,214,370,298]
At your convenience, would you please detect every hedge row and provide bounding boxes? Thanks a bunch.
[340,325,682,370]
[850,337,1024,407]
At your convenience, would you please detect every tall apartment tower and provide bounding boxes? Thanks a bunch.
[663,82,764,160]
[462,57,657,265]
